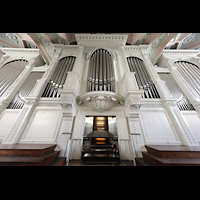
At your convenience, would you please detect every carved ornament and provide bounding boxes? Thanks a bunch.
[78,91,123,112]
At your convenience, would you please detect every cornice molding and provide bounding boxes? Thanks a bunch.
[163,49,200,56]
[75,34,128,47]
[0,48,39,54]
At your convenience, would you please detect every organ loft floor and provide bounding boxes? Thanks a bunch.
[67,160,135,166]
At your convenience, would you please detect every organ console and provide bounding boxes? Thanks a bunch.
[82,116,120,165]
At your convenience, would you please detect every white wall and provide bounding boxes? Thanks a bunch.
[0,110,20,141]
[20,107,62,143]
[140,107,181,145]
[182,111,200,144]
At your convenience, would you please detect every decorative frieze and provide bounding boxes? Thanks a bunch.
[75,34,128,48]
[1,48,38,54]
[38,103,61,107]
[163,49,200,56]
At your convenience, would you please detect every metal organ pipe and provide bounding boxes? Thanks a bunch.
[42,56,76,98]
[127,57,160,99]
[87,49,115,92]
[175,61,200,98]
[158,72,195,111]
[7,72,44,109]
[0,60,27,98]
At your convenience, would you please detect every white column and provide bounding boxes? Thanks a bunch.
[2,100,37,144]
[70,114,85,160]
[164,102,199,146]
[56,92,77,163]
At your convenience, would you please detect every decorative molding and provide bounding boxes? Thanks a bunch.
[125,94,142,106]
[63,45,81,51]
[1,48,39,54]
[60,93,77,105]
[76,34,128,43]
[59,93,77,116]
[75,34,128,47]
[37,103,61,107]
[61,104,73,115]
[141,104,163,108]
[163,49,200,56]
[129,104,141,113]
[52,44,81,51]
[78,92,123,111]
[124,46,139,51]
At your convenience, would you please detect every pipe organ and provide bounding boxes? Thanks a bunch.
[2,34,200,163]
[158,72,195,111]
[127,57,160,98]
[7,72,44,109]
[175,61,200,99]
[42,56,76,98]
[87,49,115,92]
[0,59,28,98]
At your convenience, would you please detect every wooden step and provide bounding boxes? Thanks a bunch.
[0,144,56,157]
[83,153,120,164]
[145,145,200,158]
[136,158,153,166]
[45,157,66,166]
[142,151,200,166]
[0,151,60,166]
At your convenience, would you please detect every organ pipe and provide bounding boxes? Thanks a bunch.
[158,72,195,111]
[42,56,76,98]
[0,59,28,98]
[87,49,115,92]
[7,72,44,109]
[127,57,160,99]
[175,61,200,98]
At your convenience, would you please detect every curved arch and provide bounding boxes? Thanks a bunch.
[87,48,115,92]
[3,59,28,66]
[126,56,160,98]
[87,47,115,61]
[126,56,143,61]
[0,59,28,98]
[174,60,200,98]
[175,60,200,69]
[41,56,76,98]
[58,55,76,61]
